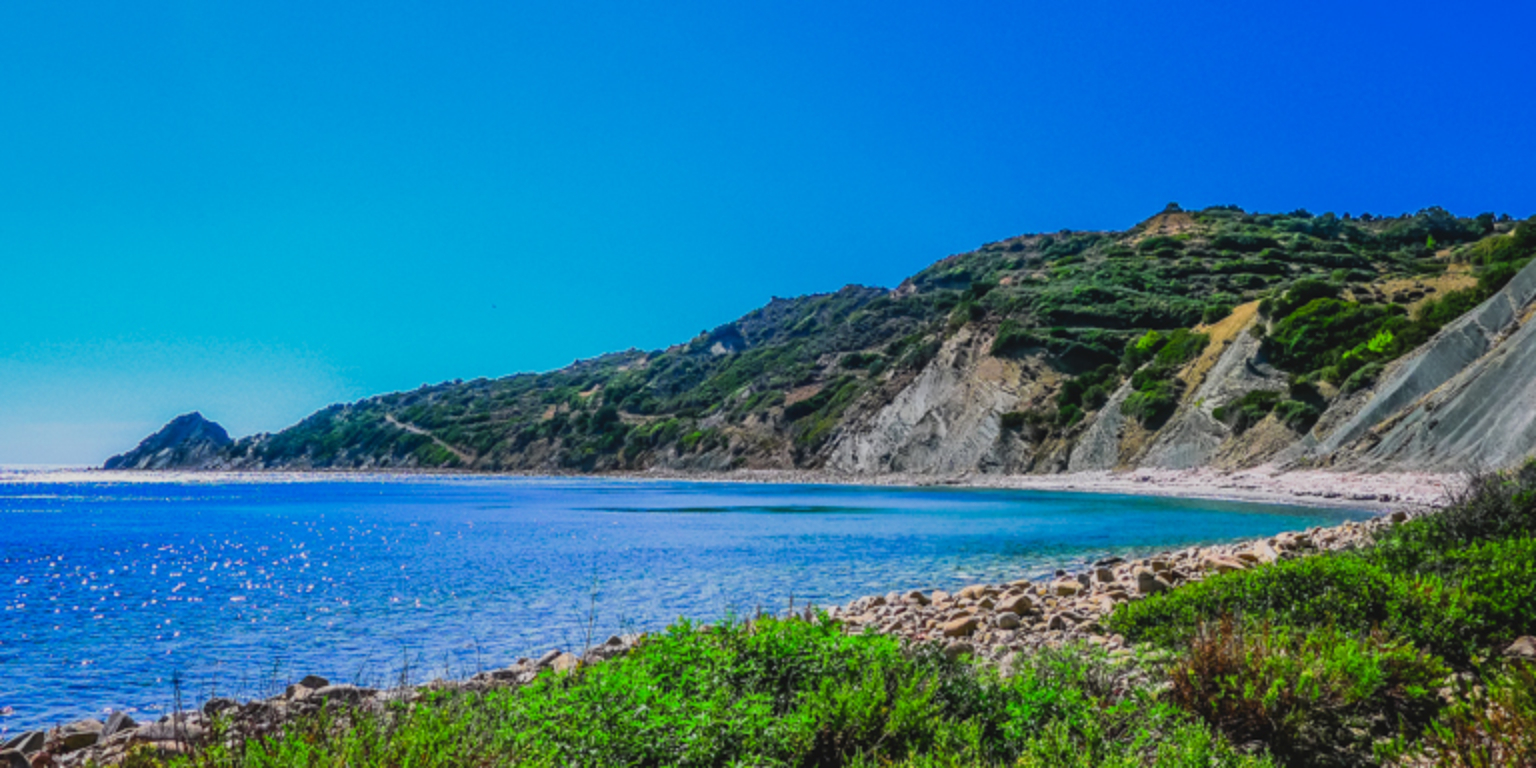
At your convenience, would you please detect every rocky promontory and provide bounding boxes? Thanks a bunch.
[103,413,233,471]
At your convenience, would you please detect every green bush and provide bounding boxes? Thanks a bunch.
[840,352,883,369]
[1268,278,1340,319]
[1340,362,1384,394]
[1381,664,1536,768]
[1202,303,1234,325]
[1113,462,1536,664]
[1170,620,1446,767]
[1273,399,1321,432]
[179,619,1276,768]
[1263,299,1402,374]
[1212,390,1282,434]
[1122,380,1181,428]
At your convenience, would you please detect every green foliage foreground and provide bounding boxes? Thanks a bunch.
[176,621,1267,768]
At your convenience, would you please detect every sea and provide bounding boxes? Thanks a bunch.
[0,471,1371,732]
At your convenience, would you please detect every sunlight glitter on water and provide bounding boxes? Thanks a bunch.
[0,474,1369,731]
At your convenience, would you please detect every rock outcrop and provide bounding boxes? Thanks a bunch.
[103,413,233,470]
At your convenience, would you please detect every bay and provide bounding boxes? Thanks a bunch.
[0,473,1368,731]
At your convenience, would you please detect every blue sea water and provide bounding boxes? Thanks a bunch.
[0,473,1370,732]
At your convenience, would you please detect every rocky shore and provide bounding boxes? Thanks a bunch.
[1,637,644,768]
[825,510,1410,664]
[5,506,1415,768]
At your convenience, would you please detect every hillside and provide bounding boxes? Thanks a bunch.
[107,204,1536,475]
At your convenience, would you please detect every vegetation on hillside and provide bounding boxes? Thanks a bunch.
[213,206,1532,471]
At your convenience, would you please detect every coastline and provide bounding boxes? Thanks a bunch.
[4,465,1460,513]
[605,466,1456,513]
[23,496,1417,767]
[8,467,1446,765]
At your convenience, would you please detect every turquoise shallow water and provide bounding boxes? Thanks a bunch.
[0,474,1369,731]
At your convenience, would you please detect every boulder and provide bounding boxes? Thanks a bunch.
[55,720,103,753]
[941,616,979,637]
[904,590,930,606]
[1135,568,1172,595]
[102,711,138,738]
[1250,541,1280,564]
[1047,611,1085,631]
[1505,636,1536,660]
[131,723,207,743]
[956,584,989,600]
[1050,579,1083,597]
[312,684,371,704]
[996,594,1035,615]
[944,642,975,661]
[994,613,1021,630]
[0,750,26,768]
[1,733,42,756]
[1202,557,1246,574]
[298,675,330,689]
[1094,567,1116,583]
[550,652,581,673]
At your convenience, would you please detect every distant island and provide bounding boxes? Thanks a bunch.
[108,205,1536,478]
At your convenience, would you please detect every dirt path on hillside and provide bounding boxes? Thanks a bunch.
[383,414,477,465]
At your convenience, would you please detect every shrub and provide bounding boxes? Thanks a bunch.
[1268,278,1340,319]
[1381,664,1536,768]
[1263,299,1402,374]
[1273,399,1321,432]
[839,352,882,369]
[1213,390,1282,434]
[1110,555,1407,647]
[1397,462,1536,548]
[1341,362,1385,394]
[180,620,1277,768]
[1170,619,1446,766]
[1203,303,1234,325]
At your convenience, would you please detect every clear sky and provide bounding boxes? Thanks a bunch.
[2,1,1533,465]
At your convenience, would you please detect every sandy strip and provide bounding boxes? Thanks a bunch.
[3,466,1463,512]
[602,466,1463,512]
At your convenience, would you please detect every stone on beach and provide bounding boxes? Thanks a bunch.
[54,720,103,753]
[996,593,1035,615]
[1134,568,1172,595]
[0,733,42,756]
[956,584,990,600]
[941,616,979,637]
[1050,579,1083,597]
[1202,556,1246,574]
[101,712,137,739]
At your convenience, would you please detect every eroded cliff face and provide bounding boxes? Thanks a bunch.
[821,257,1536,477]
[827,327,1054,474]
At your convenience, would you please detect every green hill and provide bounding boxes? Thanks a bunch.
[109,204,1536,474]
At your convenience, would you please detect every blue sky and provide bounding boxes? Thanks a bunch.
[2,1,1533,464]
